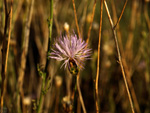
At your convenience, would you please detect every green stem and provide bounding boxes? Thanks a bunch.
[37,74,46,113]
[44,0,53,93]
[44,0,53,78]
[48,0,53,51]
[37,0,53,112]
[44,0,54,97]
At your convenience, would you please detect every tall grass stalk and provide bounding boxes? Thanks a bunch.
[113,0,128,29]
[86,0,97,44]
[0,0,13,110]
[72,0,81,38]
[72,72,87,113]
[16,0,34,112]
[95,0,103,112]
[111,1,141,112]
[104,1,135,113]
[76,73,87,113]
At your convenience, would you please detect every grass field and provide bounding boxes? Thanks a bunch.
[0,0,150,113]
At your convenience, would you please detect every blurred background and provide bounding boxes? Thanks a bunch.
[0,0,150,113]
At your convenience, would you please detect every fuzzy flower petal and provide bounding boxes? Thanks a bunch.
[49,34,91,70]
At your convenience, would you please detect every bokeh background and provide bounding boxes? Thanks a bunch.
[0,0,150,113]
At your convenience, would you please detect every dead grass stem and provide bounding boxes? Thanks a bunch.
[72,0,81,38]
[0,0,13,110]
[104,1,135,113]
[95,0,103,112]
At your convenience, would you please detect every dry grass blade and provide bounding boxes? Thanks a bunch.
[104,1,135,113]
[0,0,13,110]
[72,0,81,38]
[111,1,141,113]
[113,0,128,29]
[71,1,87,112]
[86,0,97,44]
[77,73,87,113]
[17,0,34,112]
[95,0,103,112]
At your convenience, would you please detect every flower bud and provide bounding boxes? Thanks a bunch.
[64,22,70,33]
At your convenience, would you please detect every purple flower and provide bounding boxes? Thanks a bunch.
[49,34,91,72]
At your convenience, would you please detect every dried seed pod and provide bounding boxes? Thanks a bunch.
[62,96,73,113]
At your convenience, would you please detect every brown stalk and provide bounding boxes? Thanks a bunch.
[0,0,13,110]
[86,0,97,44]
[72,0,81,38]
[113,0,128,29]
[111,1,141,113]
[77,72,87,113]
[111,0,124,56]
[95,0,103,112]
[71,1,88,112]
[17,0,34,112]
[104,1,135,113]
[77,97,81,113]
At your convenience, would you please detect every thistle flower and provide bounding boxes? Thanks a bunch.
[49,34,91,75]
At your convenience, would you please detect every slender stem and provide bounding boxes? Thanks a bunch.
[72,0,81,38]
[111,1,140,112]
[76,73,87,113]
[86,0,97,44]
[37,74,46,113]
[104,1,135,113]
[16,0,34,112]
[111,0,124,56]
[113,0,128,29]
[37,0,53,112]
[95,0,103,112]
[80,0,87,38]
[48,0,53,51]
[73,76,77,113]
[46,0,53,93]
[45,0,53,74]
[70,2,87,111]
[0,0,13,111]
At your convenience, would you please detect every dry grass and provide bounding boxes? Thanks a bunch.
[0,0,149,113]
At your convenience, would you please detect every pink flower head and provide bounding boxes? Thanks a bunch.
[49,34,91,73]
